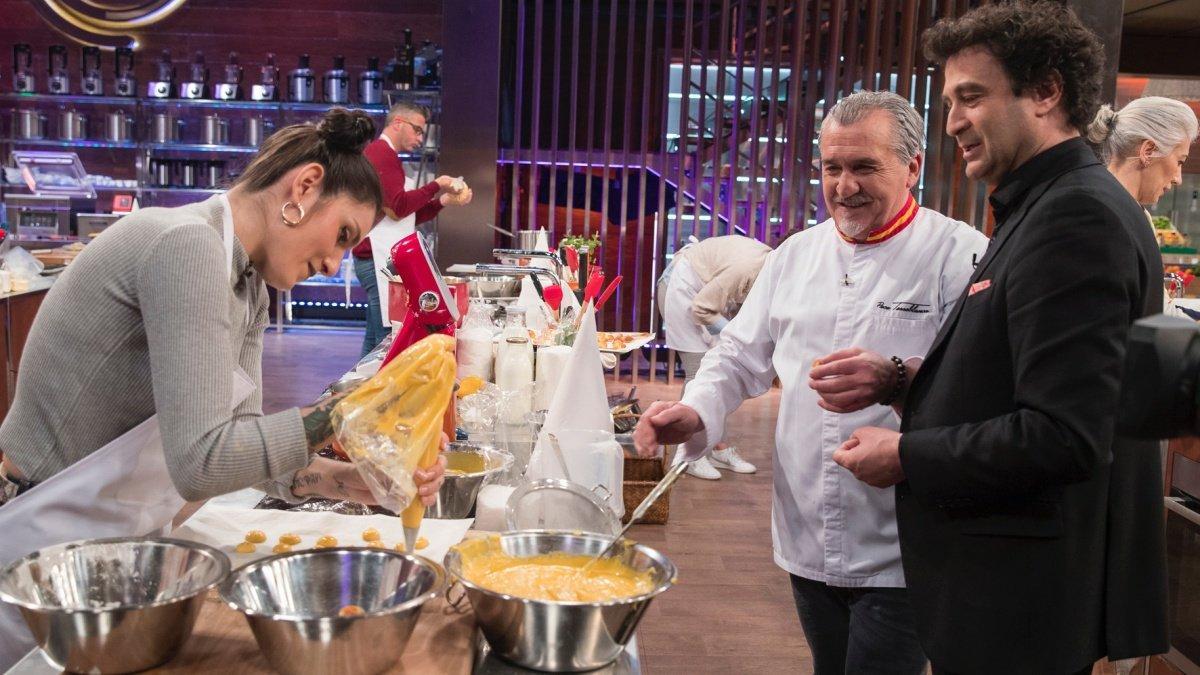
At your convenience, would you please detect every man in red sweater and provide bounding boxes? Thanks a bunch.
[354,101,472,356]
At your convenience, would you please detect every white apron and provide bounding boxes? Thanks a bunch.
[0,199,257,669]
[370,176,418,327]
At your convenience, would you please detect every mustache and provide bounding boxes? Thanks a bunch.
[834,194,872,208]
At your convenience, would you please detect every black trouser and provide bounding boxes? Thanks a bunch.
[789,574,927,675]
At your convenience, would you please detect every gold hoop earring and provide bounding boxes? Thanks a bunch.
[281,201,305,226]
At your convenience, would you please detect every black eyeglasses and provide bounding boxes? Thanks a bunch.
[397,119,426,138]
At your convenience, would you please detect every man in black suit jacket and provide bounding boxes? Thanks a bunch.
[819,4,1168,674]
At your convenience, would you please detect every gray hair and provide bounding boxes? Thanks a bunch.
[818,90,925,163]
[386,101,431,126]
[1086,96,1198,163]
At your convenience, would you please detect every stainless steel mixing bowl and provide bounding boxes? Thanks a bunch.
[0,537,229,674]
[444,530,677,672]
[427,443,514,519]
[461,272,522,299]
[220,547,444,675]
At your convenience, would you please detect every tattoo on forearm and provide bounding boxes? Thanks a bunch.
[302,396,341,450]
[291,472,321,493]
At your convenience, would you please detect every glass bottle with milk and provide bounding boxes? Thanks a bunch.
[496,306,534,424]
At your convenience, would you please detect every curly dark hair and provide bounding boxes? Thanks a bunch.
[922,1,1105,134]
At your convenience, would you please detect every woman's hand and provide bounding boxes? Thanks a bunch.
[291,455,377,504]
[413,432,450,506]
[414,454,447,506]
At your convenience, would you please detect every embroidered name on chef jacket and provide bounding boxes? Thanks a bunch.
[874,300,932,315]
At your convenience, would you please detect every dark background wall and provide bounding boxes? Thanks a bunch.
[0,0,442,88]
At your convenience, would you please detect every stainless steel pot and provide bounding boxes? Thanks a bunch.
[200,114,229,145]
[151,113,183,143]
[152,159,172,187]
[220,548,443,675]
[427,444,513,519]
[16,109,46,140]
[0,537,229,674]
[205,161,224,188]
[57,109,87,140]
[179,161,197,188]
[105,110,135,142]
[444,531,677,672]
[245,116,269,146]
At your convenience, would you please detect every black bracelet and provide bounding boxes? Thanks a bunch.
[879,356,907,406]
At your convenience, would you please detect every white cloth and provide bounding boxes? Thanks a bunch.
[0,206,257,669]
[515,276,549,333]
[661,258,715,353]
[680,207,987,588]
[370,175,418,327]
[528,308,616,500]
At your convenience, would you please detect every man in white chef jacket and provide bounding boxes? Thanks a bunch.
[633,90,987,674]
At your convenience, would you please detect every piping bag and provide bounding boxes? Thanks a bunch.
[334,232,459,554]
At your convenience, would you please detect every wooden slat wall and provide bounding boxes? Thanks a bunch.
[498,0,993,380]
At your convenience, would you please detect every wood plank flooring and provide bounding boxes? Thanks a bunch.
[261,328,808,672]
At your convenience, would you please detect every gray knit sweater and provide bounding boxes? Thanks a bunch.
[0,196,309,501]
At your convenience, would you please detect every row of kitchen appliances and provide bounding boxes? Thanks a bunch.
[6,32,440,103]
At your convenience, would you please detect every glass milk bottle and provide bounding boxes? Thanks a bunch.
[496,305,534,424]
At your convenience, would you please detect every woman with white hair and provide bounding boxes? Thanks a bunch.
[1089,96,1198,316]
[1088,96,1197,206]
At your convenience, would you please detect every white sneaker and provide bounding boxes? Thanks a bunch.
[685,456,721,480]
[710,446,756,474]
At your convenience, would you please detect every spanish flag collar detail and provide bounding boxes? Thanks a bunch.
[836,194,918,245]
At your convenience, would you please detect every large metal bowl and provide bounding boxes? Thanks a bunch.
[220,547,444,675]
[0,537,229,674]
[427,443,514,519]
[460,272,522,299]
[444,531,677,672]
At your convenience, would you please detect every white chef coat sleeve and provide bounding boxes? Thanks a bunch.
[939,224,990,318]
[678,251,779,459]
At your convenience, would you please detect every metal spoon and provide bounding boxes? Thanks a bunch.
[582,459,687,571]
[547,433,573,482]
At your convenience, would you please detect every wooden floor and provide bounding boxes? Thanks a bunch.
[261,328,808,673]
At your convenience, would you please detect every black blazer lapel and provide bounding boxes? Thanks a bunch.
[917,177,1060,369]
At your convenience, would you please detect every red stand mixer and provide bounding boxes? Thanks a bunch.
[381,232,459,367]
[378,232,459,553]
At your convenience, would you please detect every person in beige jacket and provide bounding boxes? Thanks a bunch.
[656,234,770,479]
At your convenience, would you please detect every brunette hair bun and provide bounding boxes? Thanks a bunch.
[317,108,376,154]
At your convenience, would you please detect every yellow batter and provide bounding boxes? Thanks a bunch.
[444,451,487,476]
[455,537,654,603]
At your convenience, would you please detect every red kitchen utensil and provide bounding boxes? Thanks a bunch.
[595,275,622,310]
[543,284,564,312]
[565,246,580,274]
[582,268,605,306]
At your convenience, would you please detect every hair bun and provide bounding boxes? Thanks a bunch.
[317,108,376,154]
[1086,104,1118,144]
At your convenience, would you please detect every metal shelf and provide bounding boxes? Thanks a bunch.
[0,93,137,106]
[145,142,258,154]
[140,98,278,111]
[279,101,387,114]
[7,138,139,150]
[138,187,224,194]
